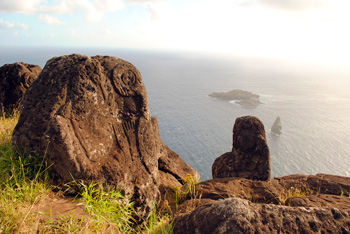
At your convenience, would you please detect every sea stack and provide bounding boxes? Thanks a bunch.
[271,116,282,135]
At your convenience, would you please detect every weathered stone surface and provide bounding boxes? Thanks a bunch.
[276,173,350,197]
[12,54,199,220]
[286,194,350,212]
[0,62,41,111]
[212,116,270,181]
[194,177,281,204]
[271,116,282,135]
[173,197,350,234]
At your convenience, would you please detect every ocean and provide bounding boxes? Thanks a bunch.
[1,47,350,180]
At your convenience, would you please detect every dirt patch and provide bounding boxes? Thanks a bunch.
[33,193,90,222]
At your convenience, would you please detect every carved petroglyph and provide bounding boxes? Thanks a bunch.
[12,54,199,221]
[111,66,140,97]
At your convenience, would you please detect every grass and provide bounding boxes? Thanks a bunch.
[280,186,314,205]
[0,111,174,234]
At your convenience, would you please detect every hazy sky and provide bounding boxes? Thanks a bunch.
[1,0,350,65]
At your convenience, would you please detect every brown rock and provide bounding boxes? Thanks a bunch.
[194,177,281,204]
[173,197,350,234]
[286,194,350,212]
[212,116,270,181]
[276,173,350,196]
[0,62,41,112]
[12,54,199,221]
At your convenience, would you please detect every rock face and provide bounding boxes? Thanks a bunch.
[12,54,199,220]
[173,197,350,234]
[212,116,270,181]
[0,62,41,111]
[271,116,282,135]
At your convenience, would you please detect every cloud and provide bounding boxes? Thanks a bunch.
[38,14,64,26]
[238,0,329,12]
[0,0,125,23]
[0,18,29,30]
[0,0,43,14]
[147,6,159,21]
[0,18,14,29]
[126,0,165,3]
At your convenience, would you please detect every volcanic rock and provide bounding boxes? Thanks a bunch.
[212,116,270,181]
[194,177,281,204]
[276,173,350,197]
[285,194,350,212]
[271,116,282,135]
[0,62,41,112]
[173,197,350,234]
[12,54,199,220]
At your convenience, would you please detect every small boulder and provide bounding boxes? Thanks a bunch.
[212,116,270,181]
[12,54,199,221]
[0,62,41,112]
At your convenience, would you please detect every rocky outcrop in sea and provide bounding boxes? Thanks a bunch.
[271,116,282,135]
[209,89,262,107]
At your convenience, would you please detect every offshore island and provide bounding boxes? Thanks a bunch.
[209,89,262,107]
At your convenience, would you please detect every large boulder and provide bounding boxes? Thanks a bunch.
[173,197,350,234]
[0,62,41,112]
[212,116,270,181]
[12,54,199,220]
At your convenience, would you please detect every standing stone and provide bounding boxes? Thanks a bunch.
[212,116,270,181]
[0,62,41,112]
[12,54,199,220]
[271,116,282,135]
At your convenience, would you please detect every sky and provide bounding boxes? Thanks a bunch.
[1,0,350,65]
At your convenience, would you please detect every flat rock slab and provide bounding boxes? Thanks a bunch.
[286,194,350,212]
[194,177,281,204]
[173,197,350,234]
[276,173,350,196]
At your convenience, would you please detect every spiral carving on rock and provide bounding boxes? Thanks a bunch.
[121,70,137,86]
[111,67,139,96]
